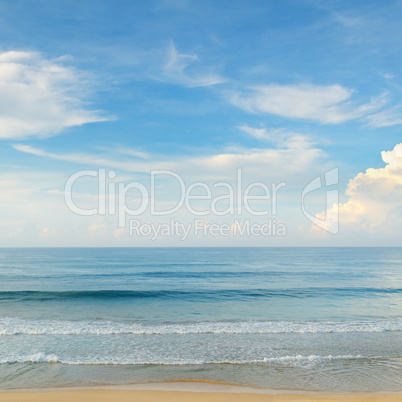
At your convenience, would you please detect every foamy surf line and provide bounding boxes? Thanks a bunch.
[0,353,374,366]
[1,318,401,335]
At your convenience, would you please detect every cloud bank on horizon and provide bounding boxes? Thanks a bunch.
[0,0,401,246]
[314,143,402,237]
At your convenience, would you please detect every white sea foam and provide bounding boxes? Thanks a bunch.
[0,353,367,366]
[0,318,401,336]
[0,353,59,364]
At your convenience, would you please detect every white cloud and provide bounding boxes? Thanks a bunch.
[88,223,107,238]
[0,169,116,246]
[6,134,331,246]
[13,135,325,183]
[0,50,111,139]
[4,138,331,246]
[8,227,23,238]
[237,124,311,149]
[238,124,275,141]
[150,41,225,87]
[12,144,156,173]
[313,143,402,235]
[231,84,387,124]
[0,178,31,201]
[333,12,365,29]
[365,106,402,127]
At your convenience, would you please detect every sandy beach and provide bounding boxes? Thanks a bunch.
[0,390,400,401]
[0,383,401,402]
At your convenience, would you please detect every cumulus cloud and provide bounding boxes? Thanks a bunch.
[150,41,225,87]
[231,84,387,124]
[0,50,110,139]
[313,143,402,235]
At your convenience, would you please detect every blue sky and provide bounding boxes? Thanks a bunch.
[1,0,402,246]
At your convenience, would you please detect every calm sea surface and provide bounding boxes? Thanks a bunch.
[0,247,401,391]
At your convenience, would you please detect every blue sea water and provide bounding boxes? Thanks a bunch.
[0,247,401,391]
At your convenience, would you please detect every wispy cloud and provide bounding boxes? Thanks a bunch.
[230,84,387,124]
[365,105,402,127]
[12,144,153,173]
[150,40,225,87]
[237,124,274,141]
[0,51,112,139]
[13,136,325,182]
[237,124,314,151]
[332,12,366,29]
[237,124,296,143]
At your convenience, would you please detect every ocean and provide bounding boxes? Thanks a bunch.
[0,247,401,392]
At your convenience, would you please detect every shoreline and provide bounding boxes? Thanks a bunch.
[1,381,401,401]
